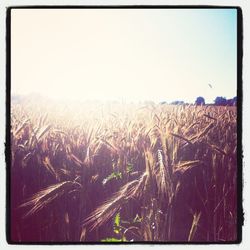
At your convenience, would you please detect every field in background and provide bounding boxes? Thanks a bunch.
[10,99,238,242]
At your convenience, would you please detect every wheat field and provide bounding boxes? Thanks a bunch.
[10,99,238,243]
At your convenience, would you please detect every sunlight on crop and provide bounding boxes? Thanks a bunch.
[11,99,237,242]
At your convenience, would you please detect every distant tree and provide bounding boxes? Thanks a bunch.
[232,96,237,105]
[171,100,185,105]
[144,100,155,106]
[227,99,233,106]
[195,96,205,105]
[12,95,22,103]
[159,101,167,105]
[214,96,227,106]
[225,96,237,106]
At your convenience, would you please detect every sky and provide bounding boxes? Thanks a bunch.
[11,8,237,103]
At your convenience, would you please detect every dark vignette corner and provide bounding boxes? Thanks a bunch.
[236,6,243,244]
[5,6,12,245]
[4,5,243,245]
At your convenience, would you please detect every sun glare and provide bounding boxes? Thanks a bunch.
[11,9,236,103]
[9,8,239,243]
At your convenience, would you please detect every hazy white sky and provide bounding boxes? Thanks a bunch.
[11,8,237,103]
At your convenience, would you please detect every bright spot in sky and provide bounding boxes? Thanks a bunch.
[11,9,237,103]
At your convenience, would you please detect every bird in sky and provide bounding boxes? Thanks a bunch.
[208,84,213,89]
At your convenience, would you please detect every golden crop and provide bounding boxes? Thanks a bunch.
[10,101,237,242]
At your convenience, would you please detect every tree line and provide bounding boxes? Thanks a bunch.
[167,96,237,106]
